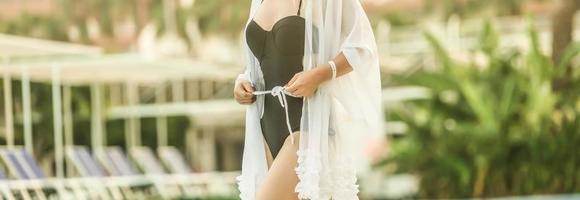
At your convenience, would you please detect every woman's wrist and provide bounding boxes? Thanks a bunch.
[312,63,333,84]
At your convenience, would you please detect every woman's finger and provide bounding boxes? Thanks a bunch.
[294,90,304,97]
[235,92,253,102]
[285,73,300,87]
[234,89,247,99]
[243,96,256,104]
[237,87,252,98]
[238,97,253,104]
[240,91,252,98]
[285,83,299,93]
[287,87,301,96]
[242,82,255,93]
[234,89,242,98]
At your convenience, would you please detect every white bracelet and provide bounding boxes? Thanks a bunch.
[328,60,337,80]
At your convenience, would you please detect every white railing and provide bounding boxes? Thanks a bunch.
[376,15,579,59]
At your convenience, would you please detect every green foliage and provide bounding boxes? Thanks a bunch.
[177,196,238,200]
[382,20,580,198]
[0,0,252,48]
[192,0,249,38]
[434,0,547,18]
[0,13,69,41]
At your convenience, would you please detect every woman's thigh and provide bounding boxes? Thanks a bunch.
[257,132,300,200]
[264,137,274,168]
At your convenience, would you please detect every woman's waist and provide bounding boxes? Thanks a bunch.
[262,92,303,103]
[258,55,303,67]
[260,64,303,86]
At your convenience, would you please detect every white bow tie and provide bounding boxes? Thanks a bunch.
[253,86,296,144]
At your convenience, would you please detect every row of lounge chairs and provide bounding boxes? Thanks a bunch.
[0,146,238,199]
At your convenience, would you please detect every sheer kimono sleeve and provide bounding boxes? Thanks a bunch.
[236,65,251,84]
[333,0,383,137]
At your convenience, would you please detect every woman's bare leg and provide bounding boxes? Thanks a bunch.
[263,137,274,168]
[257,132,300,200]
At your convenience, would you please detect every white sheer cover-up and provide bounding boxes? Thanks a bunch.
[236,0,383,199]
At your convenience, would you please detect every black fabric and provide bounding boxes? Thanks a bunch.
[245,1,304,158]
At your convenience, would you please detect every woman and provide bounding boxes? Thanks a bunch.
[234,0,383,199]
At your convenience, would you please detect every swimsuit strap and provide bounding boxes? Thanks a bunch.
[297,0,302,15]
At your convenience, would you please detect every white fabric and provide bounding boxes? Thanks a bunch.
[236,0,383,199]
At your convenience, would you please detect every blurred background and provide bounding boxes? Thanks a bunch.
[0,0,578,199]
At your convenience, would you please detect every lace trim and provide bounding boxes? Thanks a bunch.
[295,150,322,199]
[295,150,360,200]
[236,174,254,200]
[325,158,360,200]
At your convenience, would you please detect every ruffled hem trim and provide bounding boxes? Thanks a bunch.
[236,174,254,200]
[294,150,360,200]
[295,149,321,199]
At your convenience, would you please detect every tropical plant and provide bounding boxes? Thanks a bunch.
[551,0,579,78]
[191,0,249,38]
[431,0,548,18]
[0,13,69,41]
[380,20,580,198]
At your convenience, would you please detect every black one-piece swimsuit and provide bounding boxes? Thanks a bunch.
[245,1,304,158]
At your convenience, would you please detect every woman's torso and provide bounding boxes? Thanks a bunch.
[245,0,304,158]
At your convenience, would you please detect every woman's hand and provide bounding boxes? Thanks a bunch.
[285,65,331,97]
[234,79,256,105]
